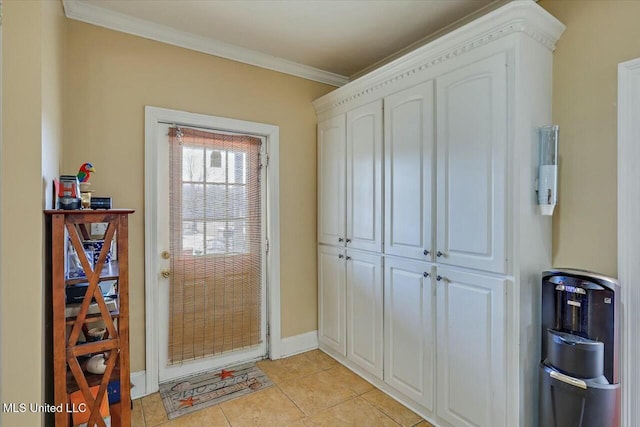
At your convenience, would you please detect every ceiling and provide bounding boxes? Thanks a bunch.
[65,0,501,86]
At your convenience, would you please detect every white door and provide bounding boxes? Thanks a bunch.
[384,81,435,262]
[436,52,508,274]
[318,115,346,247]
[384,256,435,412]
[346,250,383,379]
[346,100,383,253]
[436,267,506,427]
[318,245,346,356]
[155,122,267,383]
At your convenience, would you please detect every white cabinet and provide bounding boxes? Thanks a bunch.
[318,115,346,247]
[347,101,383,252]
[318,245,346,355]
[346,250,383,379]
[314,2,563,425]
[435,53,508,274]
[384,257,435,412]
[384,82,435,262]
[318,100,382,251]
[436,268,506,427]
[318,245,383,376]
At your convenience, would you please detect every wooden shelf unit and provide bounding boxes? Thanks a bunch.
[46,209,134,427]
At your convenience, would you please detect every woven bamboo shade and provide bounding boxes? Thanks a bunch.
[168,127,262,363]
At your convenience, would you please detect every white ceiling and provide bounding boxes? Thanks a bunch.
[66,0,500,85]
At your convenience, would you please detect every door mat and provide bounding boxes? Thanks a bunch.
[159,362,273,419]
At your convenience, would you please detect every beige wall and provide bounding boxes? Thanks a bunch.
[1,0,65,425]
[539,0,640,277]
[41,0,65,209]
[63,21,334,371]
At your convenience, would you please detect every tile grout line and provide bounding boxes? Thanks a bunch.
[273,384,309,419]
[218,403,234,427]
[358,397,403,427]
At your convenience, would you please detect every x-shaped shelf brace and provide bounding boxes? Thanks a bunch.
[66,220,119,427]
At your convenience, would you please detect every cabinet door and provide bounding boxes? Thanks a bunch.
[318,115,346,246]
[384,256,435,412]
[436,267,506,427]
[346,100,383,253]
[384,82,435,261]
[346,250,383,379]
[436,53,507,273]
[318,245,346,356]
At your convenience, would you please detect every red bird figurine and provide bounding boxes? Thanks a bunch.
[77,162,96,183]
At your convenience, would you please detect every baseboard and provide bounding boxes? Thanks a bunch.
[279,330,318,358]
[131,371,147,400]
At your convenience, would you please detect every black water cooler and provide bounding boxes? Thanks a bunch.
[539,269,620,427]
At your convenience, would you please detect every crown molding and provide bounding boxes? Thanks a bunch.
[350,0,510,80]
[62,0,348,87]
[313,0,565,114]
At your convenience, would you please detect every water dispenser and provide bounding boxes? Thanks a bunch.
[539,269,620,426]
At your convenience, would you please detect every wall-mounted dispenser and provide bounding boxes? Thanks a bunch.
[537,125,559,215]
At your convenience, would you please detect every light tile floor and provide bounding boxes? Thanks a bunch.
[134,350,434,427]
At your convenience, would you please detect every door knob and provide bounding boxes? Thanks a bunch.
[346,238,351,243]
[423,272,430,278]
[161,269,171,279]
[338,237,344,243]
[161,251,171,259]
[423,249,430,256]
[437,251,445,257]
[436,275,443,281]
[338,254,344,259]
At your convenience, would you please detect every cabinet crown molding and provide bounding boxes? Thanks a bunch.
[313,0,565,114]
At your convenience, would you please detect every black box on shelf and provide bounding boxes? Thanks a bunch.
[65,280,117,304]
[90,197,112,210]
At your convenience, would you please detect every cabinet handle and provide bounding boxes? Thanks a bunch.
[436,275,443,281]
[423,272,430,278]
[346,256,352,261]
[423,249,430,256]
[338,237,344,243]
[437,251,445,257]
[346,238,351,243]
[338,254,344,259]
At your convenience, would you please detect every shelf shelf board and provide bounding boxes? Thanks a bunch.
[68,338,119,358]
[44,209,135,215]
[65,310,120,326]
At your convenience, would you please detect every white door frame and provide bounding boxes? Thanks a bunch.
[144,106,281,395]
[617,57,640,427]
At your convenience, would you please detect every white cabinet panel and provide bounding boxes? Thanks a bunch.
[436,267,506,427]
[384,82,435,262]
[318,245,346,356]
[318,115,346,246]
[346,101,383,252]
[346,250,383,379]
[436,53,507,273]
[384,256,435,411]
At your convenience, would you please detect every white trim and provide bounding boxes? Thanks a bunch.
[144,106,281,394]
[130,371,147,400]
[61,0,347,87]
[280,331,319,358]
[618,57,640,427]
